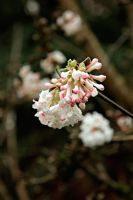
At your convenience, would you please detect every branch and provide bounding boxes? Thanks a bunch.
[3,24,31,200]
[26,174,55,186]
[112,134,133,141]
[98,92,133,118]
[7,23,23,75]
[5,110,31,200]
[108,31,129,57]
[0,180,12,200]
[126,2,133,46]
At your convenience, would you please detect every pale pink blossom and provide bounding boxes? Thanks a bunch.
[42,58,106,107]
[33,57,106,129]
[26,0,40,16]
[57,59,105,106]
[117,116,133,133]
[40,51,66,74]
[79,112,114,148]
[33,90,82,129]
[16,65,49,99]
[57,10,82,36]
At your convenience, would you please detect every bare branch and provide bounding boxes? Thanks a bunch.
[0,180,12,200]
[112,134,133,141]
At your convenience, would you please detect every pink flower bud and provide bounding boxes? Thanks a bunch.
[72,69,81,81]
[72,85,79,94]
[85,80,93,91]
[81,72,89,79]
[91,82,104,91]
[59,91,66,99]
[91,88,98,97]
[61,84,68,91]
[51,78,58,83]
[44,83,54,89]
[90,75,106,82]
[90,58,98,65]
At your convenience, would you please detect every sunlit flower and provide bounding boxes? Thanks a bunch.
[40,51,66,74]
[79,112,114,148]
[57,10,82,36]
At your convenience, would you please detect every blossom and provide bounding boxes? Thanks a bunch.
[79,112,114,148]
[40,51,66,74]
[57,10,82,36]
[33,57,106,129]
[26,0,40,16]
[33,90,82,129]
[19,64,30,78]
[44,58,106,108]
[117,116,133,133]
[16,65,49,99]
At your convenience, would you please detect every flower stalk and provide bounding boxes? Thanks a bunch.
[98,92,133,118]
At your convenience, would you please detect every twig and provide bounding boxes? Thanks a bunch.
[108,31,129,57]
[7,23,23,75]
[98,92,133,118]
[112,134,133,141]
[55,65,61,77]
[5,110,31,200]
[79,164,131,193]
[126,2,133,46]
[26,174,55,186]
[82,56,91,63]
[4,24,31,200]
[0,180,12,200]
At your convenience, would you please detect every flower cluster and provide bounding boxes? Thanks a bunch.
[33,90,82,129]
[79,112,114,148]
[33,58,106,128]
[57,10,82,36]
[40,51,66,74]
[15,65,49,99]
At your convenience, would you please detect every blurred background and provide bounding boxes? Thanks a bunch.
[0,0,133,199]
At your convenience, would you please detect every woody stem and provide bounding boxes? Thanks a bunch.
[98,91,133,118]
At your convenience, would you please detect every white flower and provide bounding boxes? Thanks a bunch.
[40,51,66,74]
[49,51,66,64]
[117,116,133,133]
[79,112,114,148]
[26,0,40,16]
[40,59,54,74]
[33,57,106,129]
[17,66,49,99]
[19,65,30,78]
[33,90,82,129]
[57,10,82,36]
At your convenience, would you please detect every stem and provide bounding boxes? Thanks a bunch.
[98,92,133,118]
[112,134,133,141]
[55,66,61,77]
[82,56,91,64]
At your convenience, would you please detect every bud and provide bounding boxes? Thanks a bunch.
[79,62,86,71]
